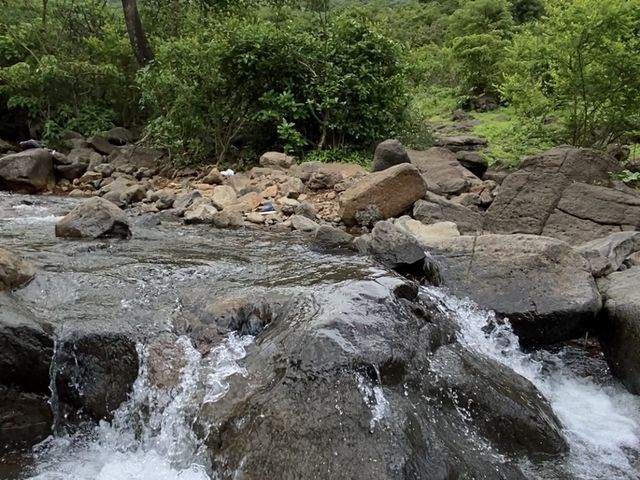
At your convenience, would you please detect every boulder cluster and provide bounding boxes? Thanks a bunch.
[2,132,640,396]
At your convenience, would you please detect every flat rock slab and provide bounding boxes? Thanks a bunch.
[422,234,602,348]
[413,193,483,235]
[597,267,640,394]
[484,147,636,244]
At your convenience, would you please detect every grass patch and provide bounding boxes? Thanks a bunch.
[470,109,553,167]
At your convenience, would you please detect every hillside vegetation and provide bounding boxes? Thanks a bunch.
[0,0,638,168]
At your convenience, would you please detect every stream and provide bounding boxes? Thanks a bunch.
[1,191,640,479]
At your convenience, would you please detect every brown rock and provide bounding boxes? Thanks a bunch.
[202,167,224,185]
[259,152,295,170]
[55,197,131,239]
[339,163,427,226]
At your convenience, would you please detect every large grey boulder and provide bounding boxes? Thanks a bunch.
[55,197,131,239]
[422,234,602,348]
[576,231,640,277]
[108,145,162,169]
[0,248,34,291]
[409,147,482,195]
[55,162,88,181]
[67,147,103,166]
[372,139,410,172]
[0,296,53,394]
[99,177,147,207]
[484,147,636,244]
[413,193,483,235]
[198,278,562,479]
[259,152,295,170]
[597,267,640,394]
[455,151,488,178]
[0,149,54,193]
[339,163,427,226]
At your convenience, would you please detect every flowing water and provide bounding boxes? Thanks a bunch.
[2,191,640,479]
[424,288,640,479]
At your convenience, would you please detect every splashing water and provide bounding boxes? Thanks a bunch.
[24,333,253,480]
[424,286,640,480]
[356,366,391,432]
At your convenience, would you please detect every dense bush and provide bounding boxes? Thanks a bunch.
[0,0,139,140]
[0,0,638,165]
[502,0,640,147]
[139,10,408,163]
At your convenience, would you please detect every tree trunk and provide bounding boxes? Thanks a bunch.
[121,0,153,66]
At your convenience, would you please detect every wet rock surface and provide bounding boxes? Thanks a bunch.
[597,267,640,394]
[0,248,34,291]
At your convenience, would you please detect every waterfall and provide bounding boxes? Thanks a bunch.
[424,286,640,480]
[24,333,253,480]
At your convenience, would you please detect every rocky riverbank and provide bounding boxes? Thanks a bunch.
[2,130,640,478]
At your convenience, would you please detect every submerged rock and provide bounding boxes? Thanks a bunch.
[54,330,139,422]
[0,248,34,291]
[0,386,52,454]
[429,344,567,458]
[197,278,559,479]
[55,197,132,239]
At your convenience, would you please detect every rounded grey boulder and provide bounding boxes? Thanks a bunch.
[372,139,410,172]
[55,197,131,239]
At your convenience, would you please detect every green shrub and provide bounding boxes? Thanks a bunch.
[0,1,139,140]
[139,10,408,163]
[501,0,640,147]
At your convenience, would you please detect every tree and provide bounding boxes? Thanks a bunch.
[510,0,544,24]
[121,0,153,65]
[502,0,640,147]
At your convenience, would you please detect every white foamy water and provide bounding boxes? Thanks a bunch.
[356,366,391,432]
[24,333,253,480]
[425,287,640,480]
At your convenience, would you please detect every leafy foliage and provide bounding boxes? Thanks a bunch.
[502,0,640,147]
[0,0,139,140]
[139,10,408,163]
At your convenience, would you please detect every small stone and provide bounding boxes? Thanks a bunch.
[294,201,317,220]
[246,212,266,224]
[202,167,224,185]
[290,214,319,233]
